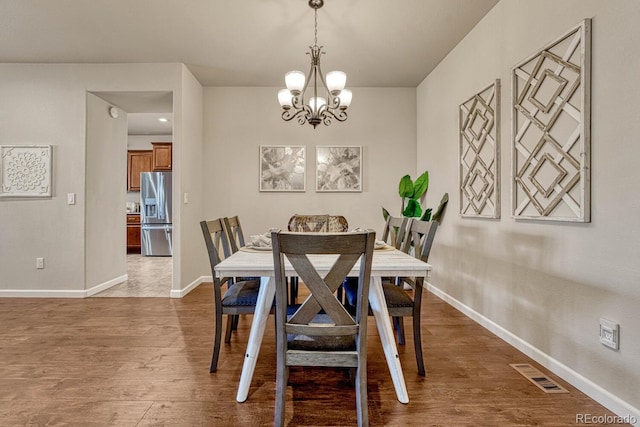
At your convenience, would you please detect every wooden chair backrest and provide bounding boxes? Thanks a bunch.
[400,220,439,263]
[200,218,233,285]
[222,216,246,253]
[287,214,349,233]
[271,231,375,337]
[381,215,412,249]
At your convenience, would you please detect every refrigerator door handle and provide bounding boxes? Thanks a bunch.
[158,173,165,221]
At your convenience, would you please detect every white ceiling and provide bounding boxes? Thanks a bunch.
[1,0,498,134]
[0,0,498,88]
[93,91,173,135]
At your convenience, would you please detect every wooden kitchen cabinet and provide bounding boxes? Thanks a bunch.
[151,142,172,171]
[127,150,152,191]
[127,214,141,253]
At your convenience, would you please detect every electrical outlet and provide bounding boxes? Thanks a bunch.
[36,257,44,269]
[599,317,619,350]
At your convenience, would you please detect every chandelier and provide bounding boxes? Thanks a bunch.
[277,0,352,128]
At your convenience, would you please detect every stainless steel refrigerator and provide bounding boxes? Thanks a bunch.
[140,172,172,256]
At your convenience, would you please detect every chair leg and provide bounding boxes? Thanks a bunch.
[231,314,239,331]
[413,311,425,376]
[355,364,369,427]
[274,364,287,426]
[393,316,406,345]
[288,277,298,305]
[210,309,223,373]
[224,314,233,343]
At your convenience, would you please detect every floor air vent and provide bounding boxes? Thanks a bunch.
[510,363,569,394]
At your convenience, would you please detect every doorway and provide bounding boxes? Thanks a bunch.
[89,91,174,297]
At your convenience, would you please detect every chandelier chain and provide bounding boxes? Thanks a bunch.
[314,8,318,47]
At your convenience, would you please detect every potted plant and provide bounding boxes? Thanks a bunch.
[382,170,448,222]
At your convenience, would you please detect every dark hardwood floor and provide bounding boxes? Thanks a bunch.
[0,285,626,426]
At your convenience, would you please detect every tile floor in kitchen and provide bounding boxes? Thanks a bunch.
[93,254,172,297]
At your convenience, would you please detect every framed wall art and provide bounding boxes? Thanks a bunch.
[459,79,500,218]
[0,145,52,198]
[259,145,306,191]
[316,146,362,192]
[511,19,591,222]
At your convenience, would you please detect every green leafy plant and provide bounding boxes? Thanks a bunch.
[382,170,448,222]
[399,171,429,217]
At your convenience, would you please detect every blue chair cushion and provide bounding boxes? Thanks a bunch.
[342,277,359,307]
[382,282,413,308]
[221,280,260,307]
[343,277,413,311]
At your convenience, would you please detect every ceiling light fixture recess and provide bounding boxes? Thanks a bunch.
[277,0,351,128]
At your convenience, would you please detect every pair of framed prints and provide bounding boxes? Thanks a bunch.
[259,145,362,193]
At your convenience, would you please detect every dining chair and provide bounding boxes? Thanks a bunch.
[343,215,410,308]
[221,215,261,332]
[381,215,412,249]
[200,218,260,373]
[222,215,246,253]
[271,230,375,427]
[286,214,349,303]
[287,214,349,233]
[384,219,439,376]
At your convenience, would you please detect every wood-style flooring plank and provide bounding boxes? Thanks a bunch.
[0,285,628,426]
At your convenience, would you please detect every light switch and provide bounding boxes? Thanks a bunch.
[183,192,189,204]
[67,193,76,205]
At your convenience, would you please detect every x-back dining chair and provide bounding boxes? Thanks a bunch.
[381,215,412,249]
[221,215,261,333]
[271,230,375,427]
[384,219,439,376]
[200,218,260,373]
[222,215,246,254]
[286,214,349,304]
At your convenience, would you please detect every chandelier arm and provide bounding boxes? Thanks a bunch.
[291,94,306,110]
[314,56,332,99]
[327,95,341,109]
[322,108,348,122]
[282,107,308,122]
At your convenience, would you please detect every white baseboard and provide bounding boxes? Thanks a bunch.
[426,282,639,426]
[0,275,209,299]
[85,274,128,297]
[170,275,210,298]
[0,274,128,298]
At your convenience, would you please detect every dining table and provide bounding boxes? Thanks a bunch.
[214,243,432,404]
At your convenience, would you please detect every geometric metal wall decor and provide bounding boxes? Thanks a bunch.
[0,145,53,198]
[459,80,500,218]
[511,19,591,222]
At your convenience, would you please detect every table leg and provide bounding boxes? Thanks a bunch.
[236,276,275,402]
[368,276,409,404]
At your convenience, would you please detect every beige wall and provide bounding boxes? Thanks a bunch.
[173,65,205,295]
[202,87,417,240]
[0,63,203,296]
[417,0,640,416]
[86,93,128,290]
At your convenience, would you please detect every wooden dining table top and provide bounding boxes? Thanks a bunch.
[214,246,432,279]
